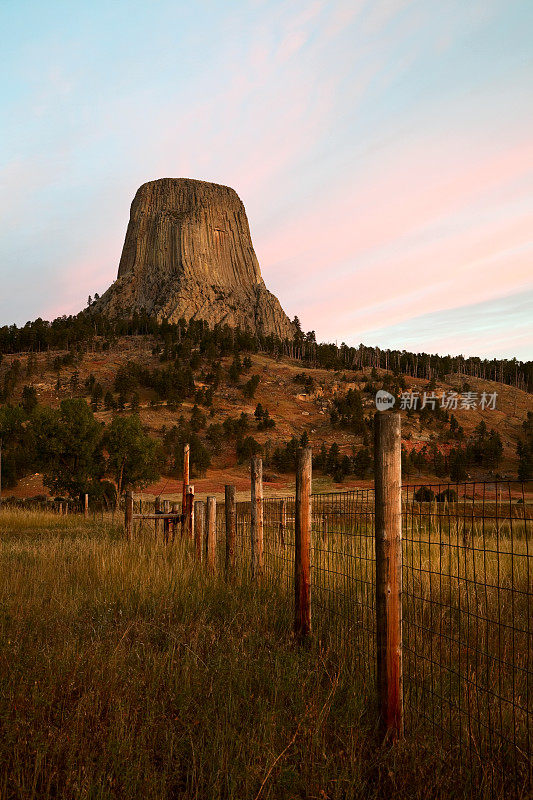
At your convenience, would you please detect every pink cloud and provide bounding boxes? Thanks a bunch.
[253,127,533,344]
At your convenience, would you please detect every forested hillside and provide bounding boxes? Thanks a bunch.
[1,315,531,502]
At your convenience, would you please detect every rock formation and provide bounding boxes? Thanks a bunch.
[95,178,294,338]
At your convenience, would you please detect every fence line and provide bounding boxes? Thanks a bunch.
[226,478,532,793]
[124,436,532,795]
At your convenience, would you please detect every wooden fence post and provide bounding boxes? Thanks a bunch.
[279,499,286,549]
[251,457,263,578]
[155,497,162,539]
[84,493,89,518]
[206,496,216,571]
[194,500,205,562]
[294,447,312,640]
[125,490,133,541]
[225,485,236,577]
[186,485,195,540]
[374,411,403,741]
[181,443,190,537]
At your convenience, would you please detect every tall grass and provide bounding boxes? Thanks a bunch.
[242,501,532,799]
[0,510,528,798]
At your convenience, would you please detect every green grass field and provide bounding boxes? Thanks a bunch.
[0,509,530,799]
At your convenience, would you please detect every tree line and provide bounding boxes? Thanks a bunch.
[0,309,531,392]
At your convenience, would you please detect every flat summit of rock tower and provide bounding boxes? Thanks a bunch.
[95,178,295,338]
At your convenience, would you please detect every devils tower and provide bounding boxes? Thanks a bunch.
[95,178,295,338]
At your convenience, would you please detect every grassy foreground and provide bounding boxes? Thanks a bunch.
[0,511,524,799]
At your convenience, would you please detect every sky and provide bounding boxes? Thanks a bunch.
[1,0,532,360]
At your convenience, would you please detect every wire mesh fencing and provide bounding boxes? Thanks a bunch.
[212,480,532,793]
[311,489,376,683]
[402,481,532,792]
[122,476,532,792]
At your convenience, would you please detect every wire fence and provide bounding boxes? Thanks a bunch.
[401,481,531,794]
[124,476,531,792]
[224,480,532,794]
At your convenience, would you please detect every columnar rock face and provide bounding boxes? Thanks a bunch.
[95,178,295,338]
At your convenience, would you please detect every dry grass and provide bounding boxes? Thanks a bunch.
[0,509,529,799]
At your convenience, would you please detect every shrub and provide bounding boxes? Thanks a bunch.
[414,486,435,502]
[236,436,262,463]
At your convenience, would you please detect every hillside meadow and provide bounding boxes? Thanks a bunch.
[0,508,528,799]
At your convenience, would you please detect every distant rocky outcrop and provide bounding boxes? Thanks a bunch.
[95,178,295,338]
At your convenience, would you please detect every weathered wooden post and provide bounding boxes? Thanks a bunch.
[181,443,190,536]
[374,411,403,741]
[294,447,312,640]
[125,490,133,541]
[206,496,217,571]
[194,500,205,562]
[224,485,236,577]
[84,493,89,518]
[251,457,263,578]
[155,496,162,539]
[279,498,287,549]
[186,485,195,540]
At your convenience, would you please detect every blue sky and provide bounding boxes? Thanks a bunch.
[1,0,532,359]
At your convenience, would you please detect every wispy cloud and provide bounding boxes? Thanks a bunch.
[359,287,533,360]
